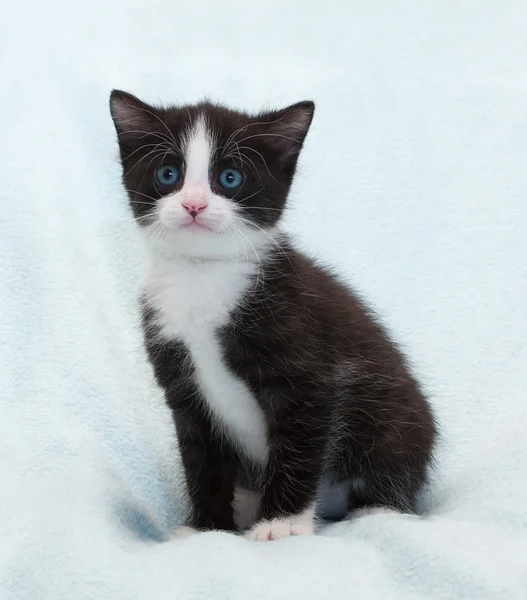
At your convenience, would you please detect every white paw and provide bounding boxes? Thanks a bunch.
[169,525,199,540]
[245,505,315,541]
[348,506,401,519]
[232,487,259,530]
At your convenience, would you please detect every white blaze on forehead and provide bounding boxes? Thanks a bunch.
[183,116,212,186]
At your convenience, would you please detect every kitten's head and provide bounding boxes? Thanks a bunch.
[110,90,314,259]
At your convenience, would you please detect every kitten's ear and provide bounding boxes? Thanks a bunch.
[109,89,160,135]
[261,101,315,176]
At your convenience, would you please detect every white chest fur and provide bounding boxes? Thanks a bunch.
[144,254,268,465]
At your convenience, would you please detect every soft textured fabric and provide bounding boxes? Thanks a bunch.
[1,1,526,598]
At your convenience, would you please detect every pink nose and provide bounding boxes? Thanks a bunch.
[182,201,208,218]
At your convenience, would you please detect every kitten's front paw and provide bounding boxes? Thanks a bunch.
[169,525,199,540]
[245,510,314,541]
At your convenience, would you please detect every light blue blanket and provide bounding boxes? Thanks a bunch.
[1,1,526,598]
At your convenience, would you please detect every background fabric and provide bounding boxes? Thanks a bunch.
[1,1,526,598]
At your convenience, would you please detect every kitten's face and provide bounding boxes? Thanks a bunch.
[110,91,314,259]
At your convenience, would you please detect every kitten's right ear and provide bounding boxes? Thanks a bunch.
[109,89,159,135]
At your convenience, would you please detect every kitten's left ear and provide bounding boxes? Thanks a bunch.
[109,89,161,135]
[261,101,315,176]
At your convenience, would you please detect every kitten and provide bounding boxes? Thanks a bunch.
[110,90,437,541]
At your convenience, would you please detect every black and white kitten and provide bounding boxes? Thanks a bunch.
[110,90,436,541]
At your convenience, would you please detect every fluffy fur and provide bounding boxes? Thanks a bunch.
[110,90,437,540]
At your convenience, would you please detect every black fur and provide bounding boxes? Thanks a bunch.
[111,90,437,532]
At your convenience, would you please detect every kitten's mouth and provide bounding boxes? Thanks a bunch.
[180,220,214,232]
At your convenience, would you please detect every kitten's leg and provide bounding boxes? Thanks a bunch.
[172,411,238,535]
[232,487,259,530]
[316,477,354,521]
[345,467,421,520]
[245,394,328,541]
[341,360,435,522]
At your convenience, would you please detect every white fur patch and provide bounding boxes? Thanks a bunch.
[184,117,211,184]
[170,526,199,540]
[245,504,316,541]
[143,113,275,465]
[144,253,269,464]
[187,327,268,463]
[348,507,402,519]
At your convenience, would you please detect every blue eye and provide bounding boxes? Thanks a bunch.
[218,168,243,190]
[155,165,179,186]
